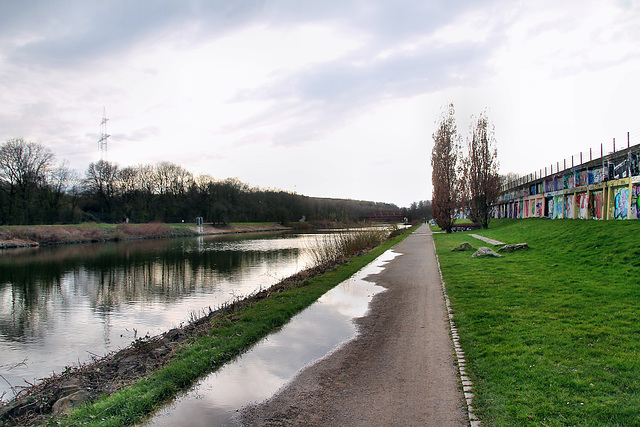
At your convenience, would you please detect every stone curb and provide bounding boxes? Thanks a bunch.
[432,238,480,427]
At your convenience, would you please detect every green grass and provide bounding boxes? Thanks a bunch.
[52,228,415,426]
[434,218,640,426]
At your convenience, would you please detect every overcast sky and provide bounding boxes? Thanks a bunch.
[1,0,639,207]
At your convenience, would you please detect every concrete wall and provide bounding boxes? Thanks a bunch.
[497,144,640,220]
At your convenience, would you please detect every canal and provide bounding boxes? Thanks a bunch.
[0,231,330,401]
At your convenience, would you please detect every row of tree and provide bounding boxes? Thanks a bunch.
[431,104,501,232]
[0,138,414,225]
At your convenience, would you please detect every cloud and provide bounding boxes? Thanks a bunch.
[2,0,640,206]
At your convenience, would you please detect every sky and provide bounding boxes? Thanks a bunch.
[1,0,639,207]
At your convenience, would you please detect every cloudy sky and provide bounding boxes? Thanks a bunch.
[1,0,639,207]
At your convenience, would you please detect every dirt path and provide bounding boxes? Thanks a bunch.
[241,224,467,426]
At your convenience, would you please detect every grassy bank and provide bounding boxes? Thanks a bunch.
[434,219,640,426]
[44,227,414,426]
[0,222,297,249]
[0,223,199,248]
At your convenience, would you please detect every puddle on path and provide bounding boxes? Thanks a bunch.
[145,250,400,426]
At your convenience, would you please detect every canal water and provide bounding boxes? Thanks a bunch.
[0,231,331,401]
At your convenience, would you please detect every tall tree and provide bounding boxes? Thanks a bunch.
[83,160,119,221]
[463,111,500,228]
[431,103,460,233]
[0,138,55,224]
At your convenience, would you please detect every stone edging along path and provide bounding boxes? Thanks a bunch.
[431,234,481,427]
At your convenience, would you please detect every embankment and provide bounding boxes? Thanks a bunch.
[0,223,291,249]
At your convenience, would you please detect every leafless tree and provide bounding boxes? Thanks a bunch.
[462,112,500,228]
[84,160,119,217]
[0,138,55,223]
[431,103,460,233]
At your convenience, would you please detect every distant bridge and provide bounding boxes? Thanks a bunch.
[361,210,407,222]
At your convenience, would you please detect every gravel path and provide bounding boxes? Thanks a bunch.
[241,225,468,426]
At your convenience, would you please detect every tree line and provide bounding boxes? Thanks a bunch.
[0,138,421,225]
[431,104,501,232]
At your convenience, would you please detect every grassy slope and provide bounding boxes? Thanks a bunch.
[53,228,414,426]
[434,219,640,426]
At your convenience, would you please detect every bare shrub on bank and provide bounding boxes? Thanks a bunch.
[307,227,391,267]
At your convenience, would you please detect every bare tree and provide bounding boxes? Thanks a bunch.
[84,160,119,219]
[45,161,77,222]
[0,138,55,223]
[431,103,460,233]
[463,112,500,228]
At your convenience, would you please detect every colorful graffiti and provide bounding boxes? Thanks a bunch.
[554,195,564,219]
[632,185,640,220]
[536,201,543,217]
[578,171,588,187]
[590,191,604,219]
[577,193,588,219]
[592,168,604,184]
[565,174,575,189]
[564,194,575,219]
[614,187,629,220]
[553,176,563,191]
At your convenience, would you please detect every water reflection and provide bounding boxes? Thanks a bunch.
[147,250,399,427]
[0,232,325,400]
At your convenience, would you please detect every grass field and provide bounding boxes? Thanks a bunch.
[433,218,640,426]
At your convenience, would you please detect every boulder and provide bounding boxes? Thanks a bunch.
[472,247,502,258]
[51,390,90,416]
[452,242,473,251]
[498,243,529,252]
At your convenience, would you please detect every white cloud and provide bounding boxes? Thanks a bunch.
[1,0,639,206]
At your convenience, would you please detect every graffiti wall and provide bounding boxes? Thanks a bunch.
[536,200,544,217]
[553,176,563,191]
[564,194,575,219]
[565,174,575,189]
[553,195,564,219]
[632,185,640,220]
[592,168,604,184]
[613,187,629,220]
[516,201,521,218]
[590,191,604,219]
[577,193,589,219]
[545,179,553,192]
[578,171,589,187]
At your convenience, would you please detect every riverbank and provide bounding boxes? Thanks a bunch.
[0,222,291,249]
[0,227,413,426]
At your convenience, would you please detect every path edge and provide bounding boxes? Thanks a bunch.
[431,235,481,427]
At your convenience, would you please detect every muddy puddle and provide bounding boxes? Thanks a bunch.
[144,250,399,426]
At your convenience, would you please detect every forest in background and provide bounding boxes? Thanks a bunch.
[0,139,432,225]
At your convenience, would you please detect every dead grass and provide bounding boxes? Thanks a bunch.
[0,223,197,248]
